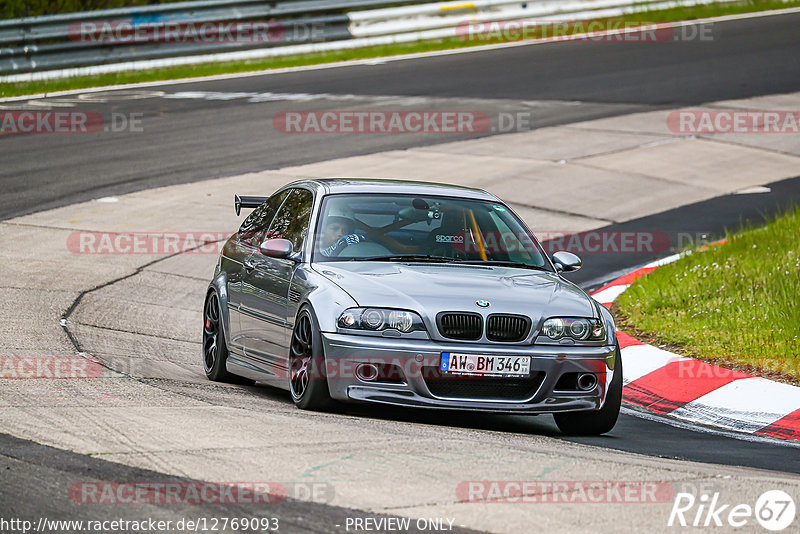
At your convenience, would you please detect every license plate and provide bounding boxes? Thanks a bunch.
[440,352,530,377]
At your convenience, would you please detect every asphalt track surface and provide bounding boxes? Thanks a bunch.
[0,433,481,533]
[1,12,799,220]
[1,10,800,529]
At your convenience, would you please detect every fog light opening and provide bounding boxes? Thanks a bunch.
[356,363,379,382]
[577,373,598,391]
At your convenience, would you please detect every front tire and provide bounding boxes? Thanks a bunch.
[289,307,336,411]
[554,346,623,436]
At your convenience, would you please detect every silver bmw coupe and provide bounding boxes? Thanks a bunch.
[203,179,622,435]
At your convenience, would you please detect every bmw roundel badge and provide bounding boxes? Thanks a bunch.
[476,300,490,308]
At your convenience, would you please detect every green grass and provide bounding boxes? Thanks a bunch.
[2,0,799,98]
[616,208,800,384]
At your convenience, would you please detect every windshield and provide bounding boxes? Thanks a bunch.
[312,193,551,270]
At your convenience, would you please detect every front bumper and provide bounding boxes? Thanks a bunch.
[321,332,617,414]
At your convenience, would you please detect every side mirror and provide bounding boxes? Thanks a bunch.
[552,251,582,273]
[259,238,294,259]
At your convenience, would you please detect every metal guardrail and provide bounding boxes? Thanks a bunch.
[350,0,665,36]
[0,0,722,80]
[0,0,432,74]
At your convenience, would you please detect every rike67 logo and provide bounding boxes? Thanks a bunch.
[668,490,796,531]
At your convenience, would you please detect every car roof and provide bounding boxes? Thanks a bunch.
[288,178,499,201]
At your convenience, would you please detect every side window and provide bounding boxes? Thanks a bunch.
[238,190,288,247]
[266,188,314,253]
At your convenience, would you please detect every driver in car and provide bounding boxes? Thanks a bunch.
[320,207,365,256]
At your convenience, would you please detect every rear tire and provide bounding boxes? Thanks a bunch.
[554,345,623,436]
[202,289,253,385]
[289,307,336,411]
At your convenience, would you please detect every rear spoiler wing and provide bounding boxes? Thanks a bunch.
[234,194,268,216]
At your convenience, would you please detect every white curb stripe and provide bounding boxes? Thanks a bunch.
[620,344,687,385]
[591,284,630,305]
[641,252,682,269]
[670,378,800,433]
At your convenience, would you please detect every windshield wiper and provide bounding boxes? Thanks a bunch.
[360,254,457,263]
[454,260,551,272]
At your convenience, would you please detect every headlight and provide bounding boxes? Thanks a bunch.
[542,318,566,339]
[540,317,605,342]
[338,308,426,334]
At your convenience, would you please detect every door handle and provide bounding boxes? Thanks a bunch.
[243,259,256,272]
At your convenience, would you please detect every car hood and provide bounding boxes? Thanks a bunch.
[313,262,596,326]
